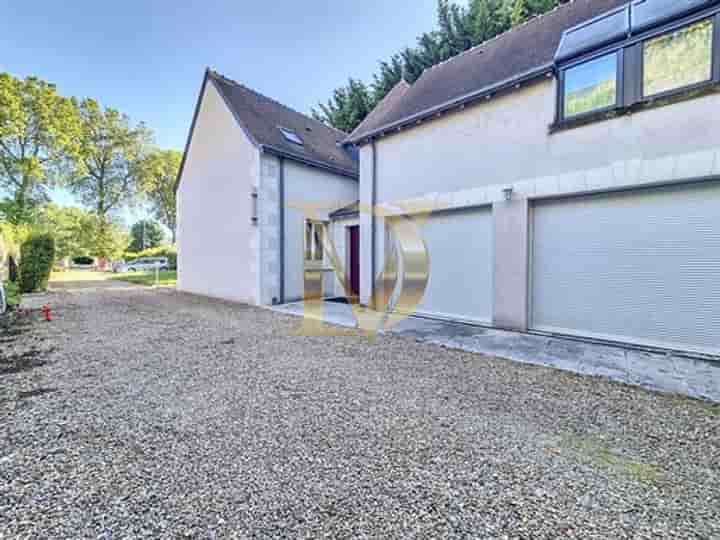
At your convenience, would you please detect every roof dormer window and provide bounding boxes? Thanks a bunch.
[279,126,303,145]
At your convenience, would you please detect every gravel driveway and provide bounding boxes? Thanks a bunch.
[2,287,719,539]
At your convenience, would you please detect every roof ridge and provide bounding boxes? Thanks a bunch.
[423,0,576,74]
[208,69,350,137]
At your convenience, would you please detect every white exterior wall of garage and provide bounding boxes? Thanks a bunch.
[359,78,720,355]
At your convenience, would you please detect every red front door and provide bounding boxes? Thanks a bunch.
[348,225,360,297]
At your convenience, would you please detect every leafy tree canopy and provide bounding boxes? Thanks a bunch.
[128,219,165,252]
[37,203,99,261]
[138,149,181,243]
[314,0,569,132]
[66,99,152,224]
[0,73,82,224]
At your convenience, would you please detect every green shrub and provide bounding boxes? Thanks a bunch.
[3,281,20,307]
[124,245,177,270]
[19,233,56,293]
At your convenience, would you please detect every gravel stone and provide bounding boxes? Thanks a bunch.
[1,286,719,539]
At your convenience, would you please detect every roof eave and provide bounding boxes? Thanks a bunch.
[345,63,555,145]
[261,144,359,180]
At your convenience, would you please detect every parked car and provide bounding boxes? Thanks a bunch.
[116,257,169,273]
[70,256,97,270]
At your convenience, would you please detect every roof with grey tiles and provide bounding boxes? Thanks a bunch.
[348,80,411,141]
[208,70,358,177]
[348,0,628,142]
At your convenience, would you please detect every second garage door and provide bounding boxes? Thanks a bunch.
[415,207,493,323]
[531,181,720,354]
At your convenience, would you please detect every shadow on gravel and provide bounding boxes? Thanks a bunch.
[0,313,54,375]
[0,349,55,375]
[17,387,58,400]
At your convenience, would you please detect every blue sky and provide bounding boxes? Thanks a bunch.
[1,0,440,224]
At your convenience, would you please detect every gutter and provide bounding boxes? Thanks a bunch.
[370,139,377,308]
[346,63,554,145]
[278,157,285,304]
[261,144,359,180]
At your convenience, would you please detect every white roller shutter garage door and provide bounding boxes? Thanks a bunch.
[416,207,493,323]
[531,181,720,354]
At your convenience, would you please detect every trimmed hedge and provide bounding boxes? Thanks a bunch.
[19,233,56,293]
[3,281,20,307]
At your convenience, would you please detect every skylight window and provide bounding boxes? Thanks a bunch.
[279,127,303,145]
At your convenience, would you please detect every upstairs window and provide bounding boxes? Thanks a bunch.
[643,19,714,98]
[563,53,618,118]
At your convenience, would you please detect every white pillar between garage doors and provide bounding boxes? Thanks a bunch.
[492,198,530,331]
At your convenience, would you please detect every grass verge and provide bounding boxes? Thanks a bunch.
[559,433,666,487]
[111,270,177,287]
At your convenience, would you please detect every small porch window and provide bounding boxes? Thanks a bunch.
[304,220,326,263]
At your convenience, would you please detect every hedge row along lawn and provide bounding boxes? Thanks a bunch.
[111,270,177,287]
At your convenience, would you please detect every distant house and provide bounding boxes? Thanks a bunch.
[176,70,359,305]
[346,0,720,356]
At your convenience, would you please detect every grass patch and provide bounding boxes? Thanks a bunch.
[111,270,177,287]
[50,270,113,282]
[559,433,666,486]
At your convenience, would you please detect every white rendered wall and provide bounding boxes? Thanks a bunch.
[372,80,720,207]
[283,161,358,302]
[360,78,720,328]
[177,80,261,303]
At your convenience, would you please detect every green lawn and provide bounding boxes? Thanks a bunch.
[111,270,177,287]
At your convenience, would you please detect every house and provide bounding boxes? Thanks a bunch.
[176,69,359,305]
[347,0,720,356]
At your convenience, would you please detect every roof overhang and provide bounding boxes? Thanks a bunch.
[261,145,358,180]
[345,63,554,146]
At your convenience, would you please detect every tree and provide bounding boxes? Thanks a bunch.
[37,204,97,261]
[138,149,181,243]
[90,218,128,261]
[510,0,531,26]
[67,99,151,226]
[315,0,569,133]
[312,79,372,134]
[470,0,508,43]
[128,219,164,252]
[0,73,82,224]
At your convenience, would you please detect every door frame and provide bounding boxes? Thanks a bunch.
[346,224,360,299]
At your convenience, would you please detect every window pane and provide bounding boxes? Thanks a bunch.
[643,19,713,97]
[305,222,313,261]
[313,225,324,261]
[564,53,618,118]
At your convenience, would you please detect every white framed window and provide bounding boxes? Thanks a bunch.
[304,220,326,263]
